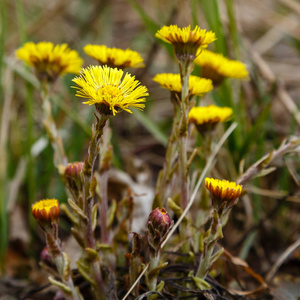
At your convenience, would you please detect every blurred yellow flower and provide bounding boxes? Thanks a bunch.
[189,105,233,135]
[155,25,216,60]
[188,105,232,125]
[16,42,83,82]
[194,49,249,85]
[32,199,60,222]
[153,73,213,97]
[205,178,242,209]
[84,45,145,69]
[72,65,148,116]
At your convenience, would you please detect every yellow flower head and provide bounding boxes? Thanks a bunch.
[16,42,83,83]
[72,65,148,116]
[84,45,145,69]
[32,199,60,223]
[194,49,249,85]
[189,105,233,134]
[205,178,242,210]
[155,25,216,61]
[153,73,213,98]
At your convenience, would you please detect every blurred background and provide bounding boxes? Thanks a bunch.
[0,0,299,298]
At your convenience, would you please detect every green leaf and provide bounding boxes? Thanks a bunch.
[148,262,168,280]
[156,280,165,292]
[48,276,72,294]
[192,276,211,290]
[107,199,116,229]
[92,203,98,232]
[209,247,224,265]
[68,198,87,221]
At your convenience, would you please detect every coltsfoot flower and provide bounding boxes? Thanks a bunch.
[84,45,145,69]
[155,25,216,61]
[32,199,60,223]
[16,42,83,83]
[188,105,233,134]
[153,73,213,98]
[205,178,242,210]
[147,208,172,254]
[194,49,249,85]
[72,65,148,116]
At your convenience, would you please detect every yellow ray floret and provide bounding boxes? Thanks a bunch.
[72,65,148,115]
[153,73,213,96]
[188,105,233,125]
[32,199,60,222]
[194,49,249,80]
[84,45,145,69]
[155,25,216,48]
[205,178,242,204]
[16,42,83,80]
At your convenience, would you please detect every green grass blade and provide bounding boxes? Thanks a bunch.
[199,0,228,55]
[132,109,168,146]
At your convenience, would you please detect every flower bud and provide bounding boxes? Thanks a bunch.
[64,162,84,195]
[205,178,242,210]
[32,199,60,223]
[147,208,172,254]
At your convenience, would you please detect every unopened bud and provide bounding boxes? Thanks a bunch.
[147,208,172,254]
[64,162,84,195]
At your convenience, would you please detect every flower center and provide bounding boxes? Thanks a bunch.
[98,85,124,103]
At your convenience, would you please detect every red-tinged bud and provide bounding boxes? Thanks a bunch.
[32,199,60,223]
[64,162,84,195]
[147,208,173,254]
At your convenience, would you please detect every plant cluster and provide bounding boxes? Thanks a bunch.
[14,24,300,300]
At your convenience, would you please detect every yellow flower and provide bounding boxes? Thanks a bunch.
[205,178,242,209]
[84,45,145,69]
[189,105,232,125]
[194,49,249,85]
[16,42,83,82]
[72,65,148,116]
[155,25,216,61]
[32,199,60,223]
[153,73,213,97]
[189,105,233,134]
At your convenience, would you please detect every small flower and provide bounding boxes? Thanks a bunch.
[205,178,242,210]
[194,49,249,85]
[188,105,233,134]
[155,25,216,61]
[72,65,148,116]
[153,73,213,98]
[16,42,83,83]
[147,208,172,254]
[64,162,84,195]
[32,199,60,223]
[84,45,145,69]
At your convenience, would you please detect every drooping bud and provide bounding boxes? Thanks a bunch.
[147,208,172,254]
[205,178,242,211]
[64,162,84,195]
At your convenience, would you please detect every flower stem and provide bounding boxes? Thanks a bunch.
[148,252,160,300]
[81,114,109,300]
[196,210,223,279]
[99,123,113,245]
[45,226,82,300]
[154,93,180,208]
[177,59,193,254]
[178,60,192,209]
[41,83,67,168]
